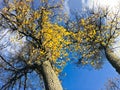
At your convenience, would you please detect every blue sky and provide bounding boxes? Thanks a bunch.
[62,58,119,90]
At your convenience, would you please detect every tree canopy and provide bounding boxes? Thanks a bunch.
[0,0,71,89]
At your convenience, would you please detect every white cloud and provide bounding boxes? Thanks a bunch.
[0,29,27,59]
[64,0,70,15]
[82,0,120,13]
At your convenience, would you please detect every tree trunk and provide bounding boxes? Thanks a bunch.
[39,60,63,90]
[105,47,120,74]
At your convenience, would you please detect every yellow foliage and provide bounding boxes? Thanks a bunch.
[70,11,117,67]
[41,21,70,61]
[1,0,70,73]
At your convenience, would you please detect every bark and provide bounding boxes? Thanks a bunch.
[105,47,120,74]
[39,60,63,90]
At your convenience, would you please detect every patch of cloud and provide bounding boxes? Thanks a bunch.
[82,0,120,13]
[81,0,85,4]
[63,0,70,15]
[0,28,27,59]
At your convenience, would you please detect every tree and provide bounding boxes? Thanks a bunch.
[0,0,71,90]
[68,7,120,73]
[103,77,120,90]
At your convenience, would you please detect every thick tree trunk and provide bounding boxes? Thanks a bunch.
[105,47,120,74]
[40,60,63,90]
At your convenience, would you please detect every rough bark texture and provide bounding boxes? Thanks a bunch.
[105,47,120,74]
[40,60,63,90]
